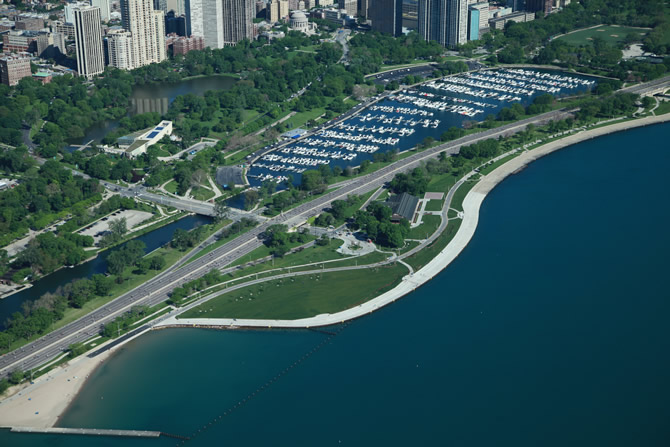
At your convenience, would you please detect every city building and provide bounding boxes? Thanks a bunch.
[289,10,317,34]
[107,28,134,70]
[526,0,551,15]
[338,0,356,16]
[154,0,169,12]
[221,0,254,46]
[370,0,402,37]
[402,0,418,30]
[165,10,187,35]
[488,10,533,29]
[186,0,223,48]
[166,33,204,55]
[120,0,166,68]
[167,0,187,15]
[2,30,40,53]
[65,2,90,23]
[91,0,112,22]
[14,16,44,31]
[53,21,76,40]
[256,1,266,17]
[318,0,334,7]
[73,5,105,78]
[116,120,173,157]
[418,0,468,48]
[0,52,32,86]
[32,71,52,84]
[358,0,369,18]
[468,2,487,40]
[506,0,524,11]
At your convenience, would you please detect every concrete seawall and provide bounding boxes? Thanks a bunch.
[161,113,670,329]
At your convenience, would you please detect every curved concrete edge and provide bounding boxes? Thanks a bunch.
[160,113,670,329]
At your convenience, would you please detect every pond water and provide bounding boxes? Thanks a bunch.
[68,75,237,146]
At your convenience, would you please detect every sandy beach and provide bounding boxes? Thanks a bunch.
[0,348,114,428]
[0,113,668,429]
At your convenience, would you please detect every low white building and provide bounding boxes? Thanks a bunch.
[117,121,173,157]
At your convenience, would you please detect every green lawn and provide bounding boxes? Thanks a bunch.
[405,219,462,271]
[424,199,444,212]
[655,101,670,115]
[191,186,215,201]
[426,173,458,193]
[408,214,441,239]
[556,25,648,46]
[178,263,408,320]
[286,108,326,129]
[164,180,179,194]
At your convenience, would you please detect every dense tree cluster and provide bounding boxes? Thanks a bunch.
[352,203,409,248]
[0,160,102,246]
[262,224,311,257]
[348,32,443,75]
[389,168,430,196]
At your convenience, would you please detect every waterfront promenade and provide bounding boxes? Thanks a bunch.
[160,112,670,329]
[1,112,668,430]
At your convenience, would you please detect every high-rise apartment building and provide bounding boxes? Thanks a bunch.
[268,0,289,21]
[526,0,551,14]
[468,1,488,39]
[370,0,402,36]
[121,0,166,68]
[338,0,356,16]
[358,0,369,18]
[418,0,468,47]
[186,0,223,48]
[73,6,105,78]
[507,0,524,11]
[107,29,134,70]
[221,0,254,46]
[91,0,112,21]
[0,53,32,86]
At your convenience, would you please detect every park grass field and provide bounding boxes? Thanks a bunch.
[555,25,649,46]
[178,263,408,320]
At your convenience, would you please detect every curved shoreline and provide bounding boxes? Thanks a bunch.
[1,114,668,430]
[167,113,670,329]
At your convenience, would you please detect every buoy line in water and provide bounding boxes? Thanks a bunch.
[175,323,350,446]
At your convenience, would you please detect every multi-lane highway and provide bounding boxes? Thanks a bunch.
[0,106,575,378]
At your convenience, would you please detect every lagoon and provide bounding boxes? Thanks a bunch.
[70,75,237,146]
[3,123,669,446]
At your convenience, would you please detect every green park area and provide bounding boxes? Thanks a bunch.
[178,263,408,320]
[555,25,649,46]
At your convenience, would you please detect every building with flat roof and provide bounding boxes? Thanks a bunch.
[73,5,105,79]
[370,0,403,37]
[222,0,254,46]
[32,71,52,84]
[0,52,32,86]
[418,0,468,48]
[107,28,134,70]
[120,0,166,67]
[117,121,173,157]
[488,10,533,29]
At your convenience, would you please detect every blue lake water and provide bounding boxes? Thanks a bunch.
[0,215,211,327]
[2,123,669,446]
[248,69,596,187]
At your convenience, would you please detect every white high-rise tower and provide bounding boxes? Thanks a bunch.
[418,0,468,47]
[73,5,105,78]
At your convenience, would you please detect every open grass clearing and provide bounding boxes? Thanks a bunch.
[408,214,441,240]
[405,219,462,271]
[555,25,649,46]
[191,186,215,201]
[178,263,408,320]
[424,199,444,212]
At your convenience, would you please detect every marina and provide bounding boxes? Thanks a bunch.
[247,69,596,186]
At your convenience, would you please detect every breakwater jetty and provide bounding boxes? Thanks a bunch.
[7,426,162,438]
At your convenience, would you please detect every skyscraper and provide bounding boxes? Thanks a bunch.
[339,0,357,16]
[107,29,134,70]
[418,0,468,47]
[73,6,105,78]
[91,0,112,22]
[221,0,254,46]
[120,0,166,68]
[185,0,223,48]
[525,0,551,15]
[370,0,402,37]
